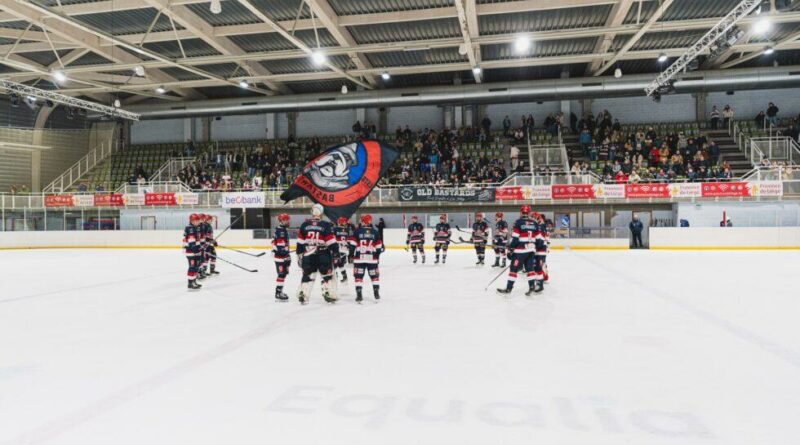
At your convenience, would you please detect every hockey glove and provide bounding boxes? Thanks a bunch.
[507,251,514,261]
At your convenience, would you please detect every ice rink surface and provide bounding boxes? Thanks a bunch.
[2,248,800,445]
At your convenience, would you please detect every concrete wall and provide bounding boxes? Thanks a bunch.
[706,87,800,121]
[591,94,696,123]
[675,202,800,228]
[650,227,800,249]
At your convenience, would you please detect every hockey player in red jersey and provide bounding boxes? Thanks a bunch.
[183,214,202,290]
[471,212,490,265]
[272,213,291,301]
[406,215,426,264]
[296,204,339,304]
[352,214,384,303]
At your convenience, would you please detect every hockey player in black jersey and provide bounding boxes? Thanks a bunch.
[296,204,339,304]
[534,212,550,283]
[345,218,357,264]
[433,214,451,264]
[471,212,490,265]
[183,214,202,290]
[406,215,426,264]
[271,213,291,301]
[202,214,219,276]
[196,214,208,280]
[352,214,384,303]
[334,217,352,284]
[497,205,544,296]
[493,212,509,268]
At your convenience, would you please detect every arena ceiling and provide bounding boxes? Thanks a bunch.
[1,0,799,105]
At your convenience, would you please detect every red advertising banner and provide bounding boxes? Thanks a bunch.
[144,192,177,206]
[625,184,671,198]
[701,182,749,197]
[551,184,595,200]
[94,193,124,207]
[495,186,526,201]
[44,194,74,207]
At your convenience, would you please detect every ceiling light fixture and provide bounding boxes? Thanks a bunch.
[381,71,390,80]
[311,51,326,65]
[155,86,166,94]
[514,36,531,53]
[657,53,668,63]
[210,0,222,15]
[239,79,249,88]
[753,17,772,34]
[52,70,67,83]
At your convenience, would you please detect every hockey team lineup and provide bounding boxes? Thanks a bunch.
[182,204,551,302]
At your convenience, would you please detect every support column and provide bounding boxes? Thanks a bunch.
[265,113,276,140]
[464,105,474,129]
[443,106,453,130]
[378,107,388,136]
[355,108,366,125]
[580,99,593,119]
[455,106,464,129]
[560,70,571,118]
[201,117,211,142]
[183,118,192,142]
[288,111,297,138]
[693,92,708,123]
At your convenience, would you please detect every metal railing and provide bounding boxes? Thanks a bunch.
[147,158,197,184]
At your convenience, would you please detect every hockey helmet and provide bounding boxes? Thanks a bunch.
[337,217,348,225]
[277,213,290,225]
[203,214,213,221]
[475,212,484,219]
[360,214,373,226]
[311,203,324,217]
[520,205,531,215]
[411,215,418,221]
[439,214,446,222]
[496,212,504,219]
[190,213,201,221]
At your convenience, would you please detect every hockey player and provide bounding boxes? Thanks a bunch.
[203,214,219,276]
[272,213,291,301]
[296,203,339,304]
[433,214,451,264]
[196,213,209,280]
[352,214,384,303]
[345,217,357,264]
[493,212,509,268]
[534,212,550,283]
[183,214,202,290]
[334,217,352,283]
[471,212,490,265]
[497,205,544,296]
[406,215,426,264]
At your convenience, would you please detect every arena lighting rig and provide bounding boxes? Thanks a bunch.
[1,79,140,121]
[645,0,762,98]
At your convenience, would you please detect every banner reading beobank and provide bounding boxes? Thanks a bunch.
[220,191,266,208]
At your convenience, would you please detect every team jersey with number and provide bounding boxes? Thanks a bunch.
[509,218,542,254]
[183,224,200,256]
[352,225,384,264]
[434,222,451,244]
[334,225,352,254]
[296,218,338,256]
[407,222,425,244]
[272,226,290,261]
[471,220,490,243]
[494,220,509,243]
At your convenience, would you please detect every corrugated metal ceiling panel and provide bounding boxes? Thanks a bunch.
[72,8,180,36]
[249,0,312,21]
[331,0,453,16]
[348,17,461,44]
[482,63,586,82]
[481,37,597,60]
[286,78,358,94]
[479,4,613,34]
[612,30,709,51]
[143,38,222,58]
[184,1,262,26]
[365,47,467,67]
[260,54,353,74]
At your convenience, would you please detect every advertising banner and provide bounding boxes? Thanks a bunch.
[94,193,124,207]
[625,184,671,199]
[144,192,177,206]
[123,194,145,206]
[593,184,626,199]
[176,193,199,205]
[73,195,95,207]
[701,182,749,198]
[669,183,702,198]
[398,186,496,202]
[551,184,595,200]
[747,181,783,197]
[220,191,266,208]
[495,186,526,201]
[44,194,74,207]
[531,185,553,200]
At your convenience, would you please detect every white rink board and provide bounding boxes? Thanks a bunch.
[650,227,800,249]
[2,249,800,445]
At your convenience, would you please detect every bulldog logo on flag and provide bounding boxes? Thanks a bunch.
[280,139,399,220]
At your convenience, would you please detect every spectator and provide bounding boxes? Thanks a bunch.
[510,144,520,170]
[185,139,195,157]
[502,115,511,136]
[377,218,386,241]
[709,106,720,130]
[570,111,578,134]
[767,102,780,127]
[352,120,362,136]
[722,105,734,128]
[481,115,491,134]
[755,110,766,128]
[629,214,644,248]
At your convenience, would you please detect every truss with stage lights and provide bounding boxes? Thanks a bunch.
[645,0,762,98]
[0,79,140,121]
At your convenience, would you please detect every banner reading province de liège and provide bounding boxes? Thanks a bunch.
[398,186,496,202]
[280,139,399,220]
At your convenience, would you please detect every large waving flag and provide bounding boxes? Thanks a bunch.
[280,139,399,220]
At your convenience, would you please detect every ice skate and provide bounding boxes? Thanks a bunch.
[275,289,289,301]
[356,288,363,304]
[188,279,202,290]
[496,287,512,295]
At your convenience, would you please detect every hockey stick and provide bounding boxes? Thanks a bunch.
[215,214,243,241]
[484,265,511,291]
[218,245,266,257]
[208,253,258,273]
[455,225,471,234]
